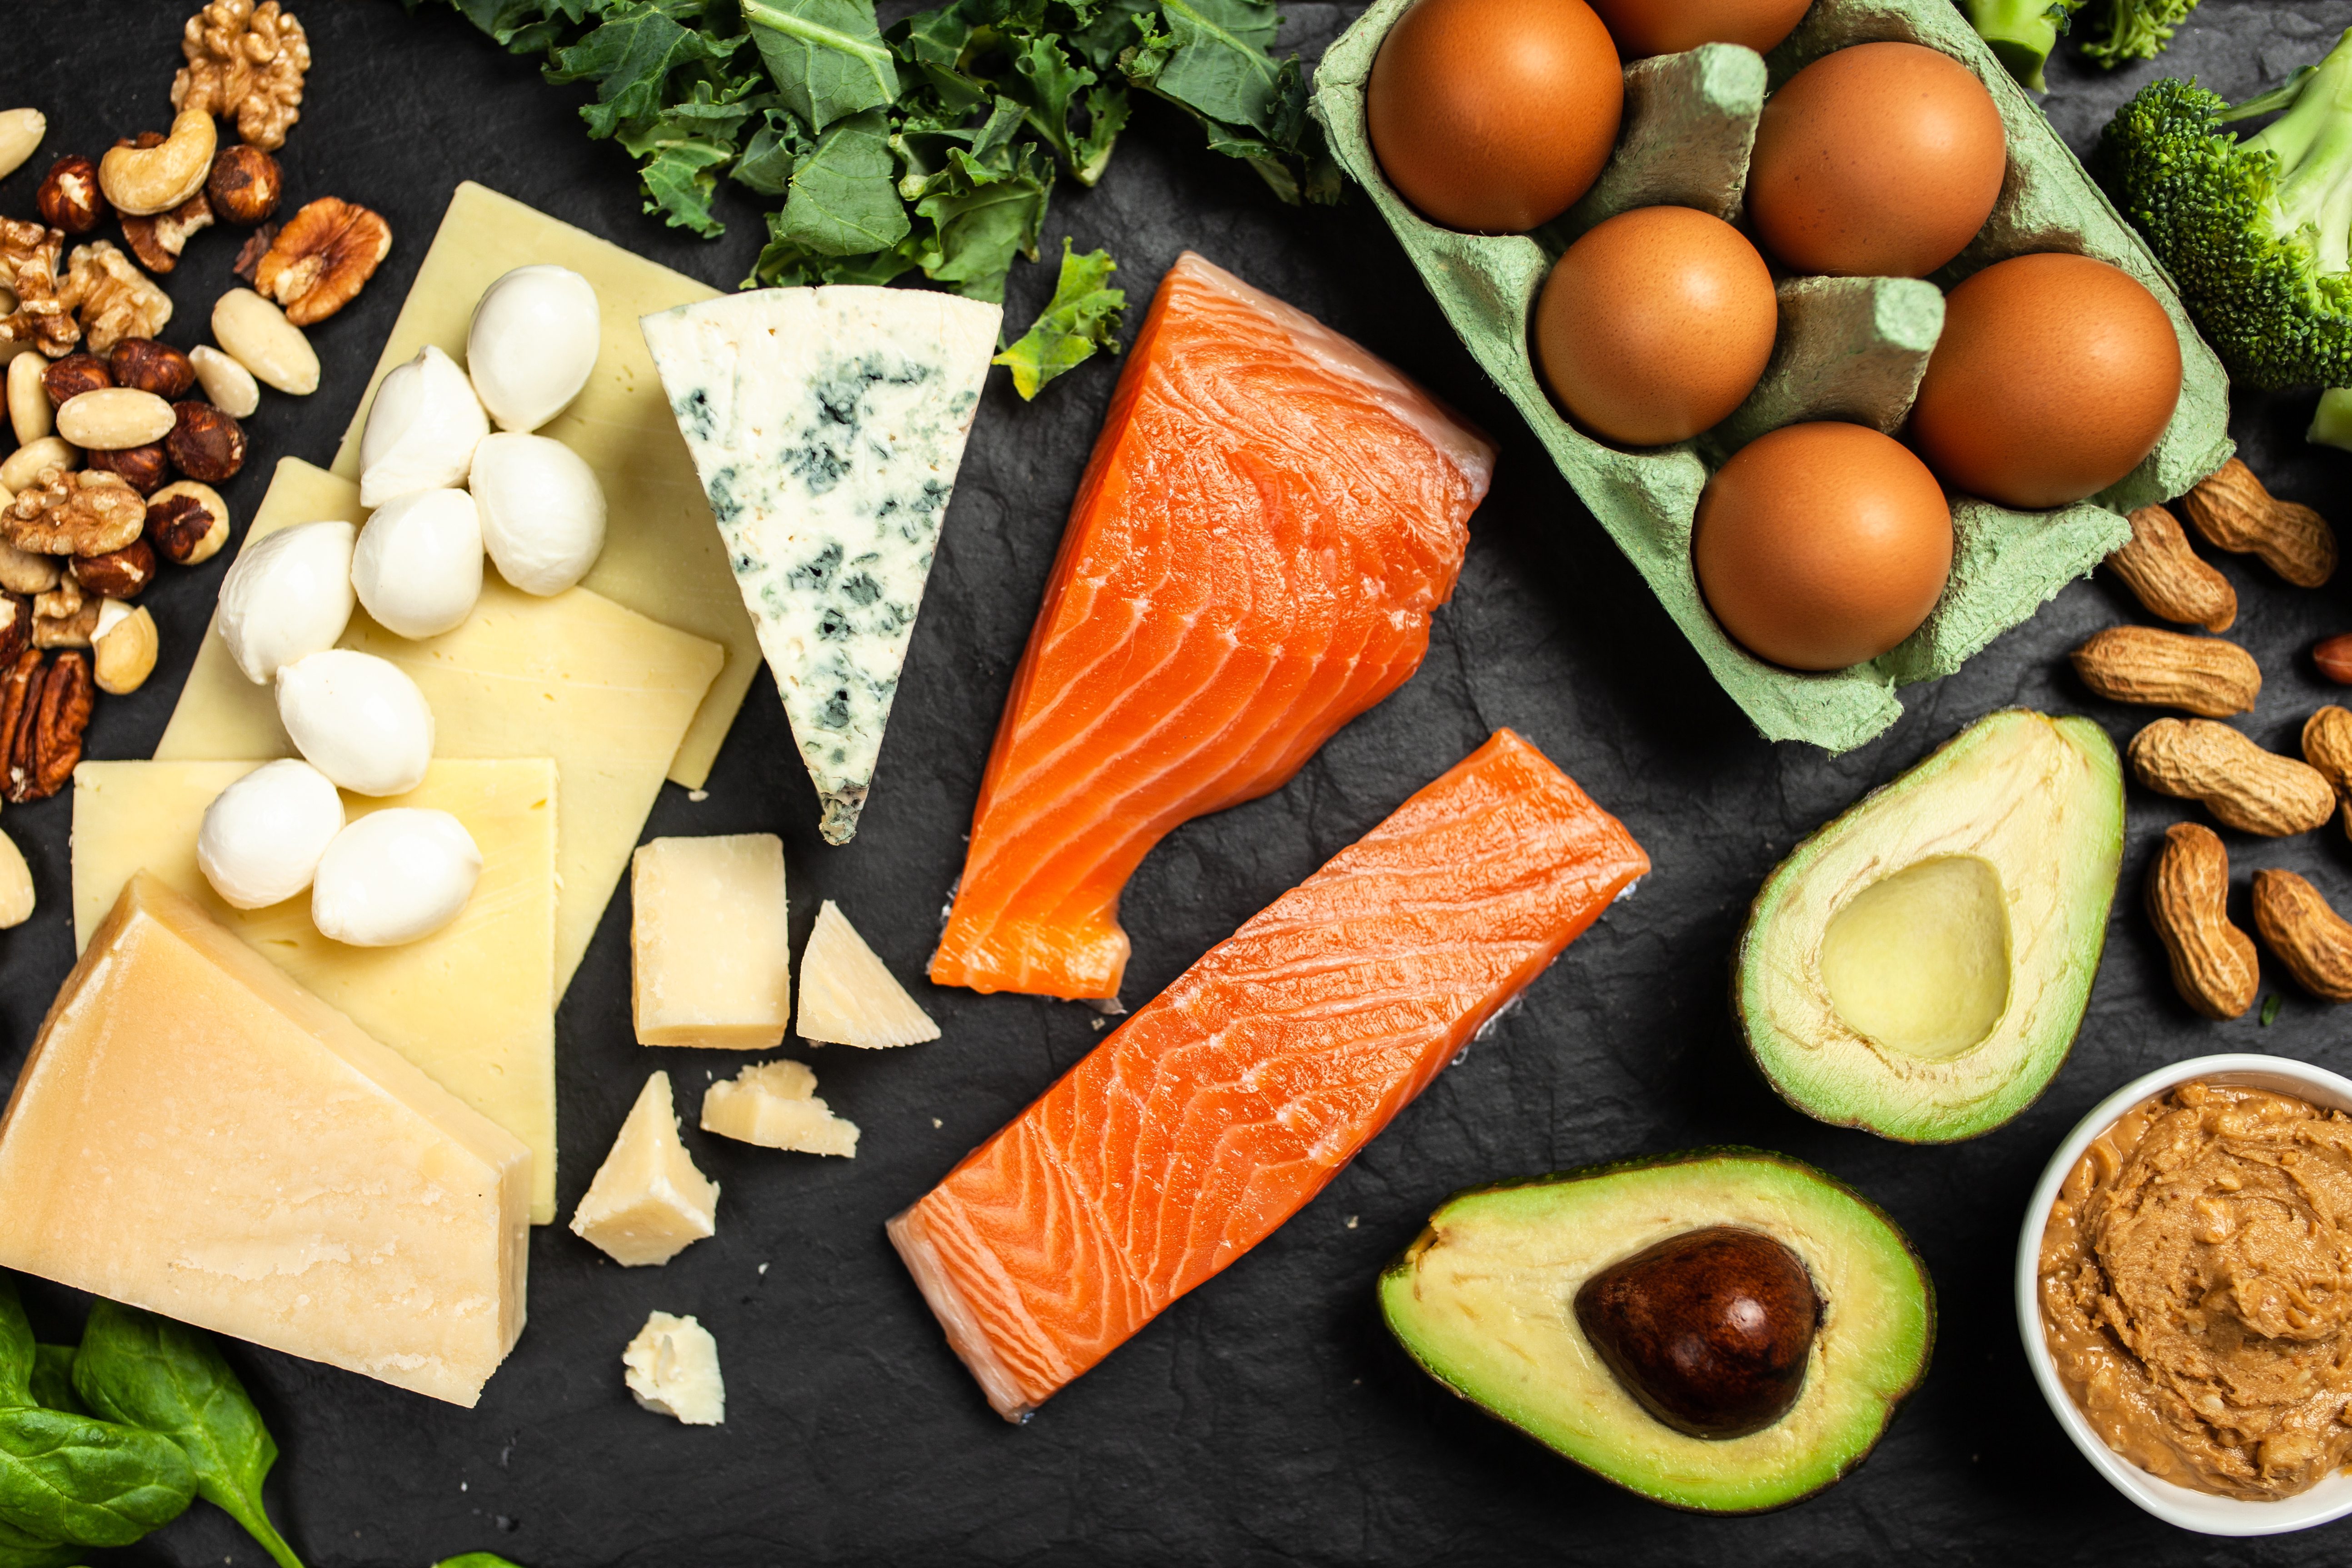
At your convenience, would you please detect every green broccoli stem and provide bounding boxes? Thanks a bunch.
[2308,388,2352,451]
[2247,29,2352,275]
[1964,0,2076,92]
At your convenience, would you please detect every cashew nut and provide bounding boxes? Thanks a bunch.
[92,599,158,695]
[98,110,216,217]
[212,288,318,395]
[0,437,76,495]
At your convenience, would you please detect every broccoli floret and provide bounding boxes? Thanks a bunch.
[2099,30,2352,391]
[1962,0,2202,90]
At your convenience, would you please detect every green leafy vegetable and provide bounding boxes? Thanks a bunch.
[0,1406,193,1549]
[434,1555,529,1568]
[777,106,912,255]
[0,1286,32,1411]
[70,1302,302,1568]
[0,1517,76,1568]
[995,240,1125,397]
[744,0,901,131]
[2262,992,2283,1024]
[24,1356,79,1421]
[1964,0,2204,91]
[2099,27,2352,389]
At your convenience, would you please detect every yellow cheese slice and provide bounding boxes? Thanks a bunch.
[329,180,756,789]
[73,758,564,1224]
[155,457,724,998]
[0,873,530,1408]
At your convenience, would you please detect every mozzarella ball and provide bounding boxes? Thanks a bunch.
[467,265,601,433]
[468,432,609,595]
[276,649,436,797]
[311,809,482,947]
[359,345,489,509]
[216,519,358,684]
[195,760,347,910]
[352,487,484,638]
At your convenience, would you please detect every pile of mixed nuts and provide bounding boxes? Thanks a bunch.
[0,0,387,816]
[2069,457,2352,1018]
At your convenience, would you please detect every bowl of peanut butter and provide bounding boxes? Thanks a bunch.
[2017,1054,2352,1535]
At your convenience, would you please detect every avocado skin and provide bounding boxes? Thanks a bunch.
[1734,709,2124,1143]
[1379,1148,1936,1515]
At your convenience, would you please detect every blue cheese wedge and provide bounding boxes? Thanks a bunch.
[641,288,1000,844]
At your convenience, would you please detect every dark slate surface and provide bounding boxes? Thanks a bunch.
[3,0,2351,1562]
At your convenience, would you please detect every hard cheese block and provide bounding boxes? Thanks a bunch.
[155,458,724,997]
[0,874,531,1408]
[327,179,758,789]
[73,758,564,1224]
[641,286,1001,844]
[631,833,790,1049]
[569,1071,719,1267]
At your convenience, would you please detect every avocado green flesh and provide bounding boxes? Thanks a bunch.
[1379,1152,1933,1514]
[1738,710,2123,1143]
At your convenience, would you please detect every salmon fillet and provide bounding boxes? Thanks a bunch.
[890,729,1649,1421]
[929,252,1497,1001]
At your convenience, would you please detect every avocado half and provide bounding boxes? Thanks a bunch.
[1737,709,2122,1143]
[1379,1149,1933,1514]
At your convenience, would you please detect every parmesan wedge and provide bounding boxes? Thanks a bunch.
[798,899,939,1049]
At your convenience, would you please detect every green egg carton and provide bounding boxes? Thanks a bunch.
[1312,0,2234,752]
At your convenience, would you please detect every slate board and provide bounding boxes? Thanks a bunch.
[3,1,2351,1563]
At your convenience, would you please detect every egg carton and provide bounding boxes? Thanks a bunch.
[1312,0,2234,752]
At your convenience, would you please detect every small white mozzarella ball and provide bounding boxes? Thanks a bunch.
[359,345,489,509]
[311,809,482,947]
[469,432,608,595]
[466,265,600,433]
[352,488,483,639]
[195,760,346,910]
[216,519,357,684]
[276,649,435,798]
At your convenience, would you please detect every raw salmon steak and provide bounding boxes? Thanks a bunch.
[890,729,1649,1421]
[929,252,1497,1001]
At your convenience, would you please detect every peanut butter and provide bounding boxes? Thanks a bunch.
[2040,1080,2352,1499]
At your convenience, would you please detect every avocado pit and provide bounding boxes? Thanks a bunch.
[1574,1225,1821,1439]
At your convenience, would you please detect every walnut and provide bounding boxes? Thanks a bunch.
[1,468,147,557]
[120,190,215,275]
[0,220,80,357]
[60,242,173,354]
[3,648,93,804]
[30,596,97,650]
[173,0,310,153]
[254,198,390,325]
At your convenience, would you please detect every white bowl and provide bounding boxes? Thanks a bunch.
[2015,1052,2352,1537]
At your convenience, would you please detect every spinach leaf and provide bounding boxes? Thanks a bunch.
[70,1303,300,1568]
[24,1355,78,1420]
[0,1406,193,1548]
[0,1283,32,1409]
[743,0,901,132]
[0,1515,76,1568]
[777,107,914,256]
[434,1555,529,1568]
[995,239,1124,397]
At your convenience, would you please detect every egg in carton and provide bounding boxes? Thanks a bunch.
[1313,0,2233,753]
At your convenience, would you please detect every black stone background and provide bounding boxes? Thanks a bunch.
[2,0,2349,1563]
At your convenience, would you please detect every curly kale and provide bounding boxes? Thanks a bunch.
[2099,30,2352,390]
[1963,0,2203,92]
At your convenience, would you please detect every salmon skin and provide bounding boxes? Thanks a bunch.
[929,252,1497,1001]
[890,729,1650,1422]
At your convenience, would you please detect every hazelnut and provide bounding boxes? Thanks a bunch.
[107,339,195,399]
[85,443,170,496]
[40,353,111,406]
[0,592,27,665]
[165,400,246,484]
[35,155,105,235]
[145,479,230,566]
[70,538,157,599]
[206,144,284,226]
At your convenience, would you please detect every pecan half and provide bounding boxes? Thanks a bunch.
[5,649,92,803]
[254,198,390,325]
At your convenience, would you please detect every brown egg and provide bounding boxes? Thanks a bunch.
[1909,252,2182,509]
[1747,42,2007,278]
[1534,205,1779,447]
[1694,421,1953,670]
[1588,0,1813,58]
[1367,0,1623,234]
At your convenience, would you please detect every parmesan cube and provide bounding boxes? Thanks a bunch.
[569,1072,719,1267]
[631,834,789,1048]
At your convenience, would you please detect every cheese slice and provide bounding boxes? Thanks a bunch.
[328,180,759,789]
[0,874,530,1408]
[73,758,564,1224]
[701,1059,859,1157]
[570,1072,719,1267]
[641,286,1001,844]
[155,458,724,997]
[631,834,790,1049]
[799,899,939,1048]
